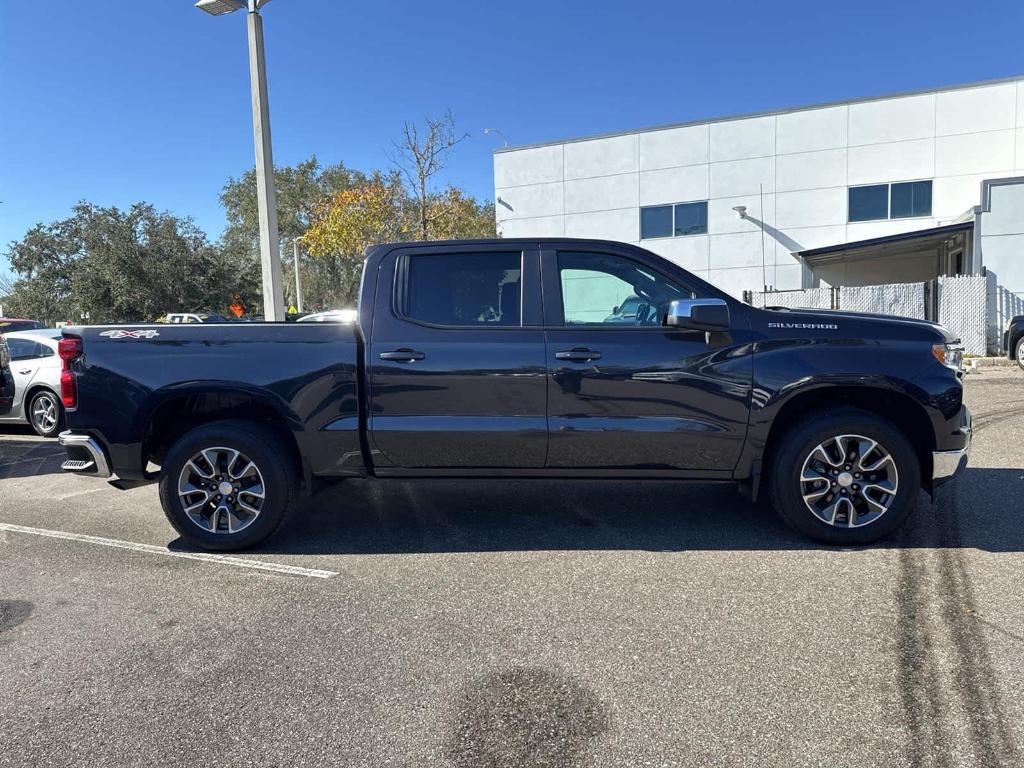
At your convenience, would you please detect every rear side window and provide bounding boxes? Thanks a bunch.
[404,252,522,327]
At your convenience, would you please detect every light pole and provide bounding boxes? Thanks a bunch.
[195,0,285,321]
[293,239,303,313]
[483,127,509,148]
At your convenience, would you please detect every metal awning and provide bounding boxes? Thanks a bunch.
[796,222,973,264]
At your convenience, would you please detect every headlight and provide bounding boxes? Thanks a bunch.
[932,343,964,371]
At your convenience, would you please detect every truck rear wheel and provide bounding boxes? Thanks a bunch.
[158,420,298,551]
[768,408,920,546]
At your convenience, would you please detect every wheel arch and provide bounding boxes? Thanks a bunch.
[760,384,935,495]
[141,385,303,483]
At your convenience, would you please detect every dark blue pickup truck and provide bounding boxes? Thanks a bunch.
[57,238,971,551]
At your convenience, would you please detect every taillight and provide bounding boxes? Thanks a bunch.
[58,337,83,409]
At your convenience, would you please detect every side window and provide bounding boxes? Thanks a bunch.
[8,339,35,361]
[404,252,522,327]
[36,342,55,358]
[557,251,697,326]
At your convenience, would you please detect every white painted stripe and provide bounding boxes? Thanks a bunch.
[0,523,337,579]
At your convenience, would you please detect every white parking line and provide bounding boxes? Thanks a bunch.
[0,523,338,579]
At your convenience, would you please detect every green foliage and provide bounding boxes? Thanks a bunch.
[3,203,257,324]
[5,125,496,322]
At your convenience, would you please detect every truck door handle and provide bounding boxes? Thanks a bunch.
[555,348,602,362]
[379,348,425,363]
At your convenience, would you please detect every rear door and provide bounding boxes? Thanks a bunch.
[542,247,752,474]
[367,243,548,470]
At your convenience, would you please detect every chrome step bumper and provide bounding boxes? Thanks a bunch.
[58,431,112,479]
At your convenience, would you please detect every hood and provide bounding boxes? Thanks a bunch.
[758,306,959,343]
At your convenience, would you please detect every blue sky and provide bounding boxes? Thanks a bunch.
[1,0,1021,278]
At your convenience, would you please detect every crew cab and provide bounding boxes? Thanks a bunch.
[57,238,972,551]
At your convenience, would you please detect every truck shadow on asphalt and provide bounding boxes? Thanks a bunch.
[0,431,64,479]
[240,466,1024,555]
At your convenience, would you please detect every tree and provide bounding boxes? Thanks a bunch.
[391,111,469,240]
[3,202,250,324]
[220,156,368,310]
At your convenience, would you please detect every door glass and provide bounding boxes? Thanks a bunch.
[558,251,696,326]
[8,339,36,361]
[405,252,522,326]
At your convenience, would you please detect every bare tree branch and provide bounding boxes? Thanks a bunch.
[389,110,469,239]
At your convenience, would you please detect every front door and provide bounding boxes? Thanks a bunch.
[542,248,752,474]
[6,337,46,421]
[367,244,548,470]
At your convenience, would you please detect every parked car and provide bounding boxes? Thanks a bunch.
[0,332,12,417]
[603,294,647,324]
[58,238,971,552]
[0,329,64,436]
[296,309,358,323]
[0,318,46,333]
[1004,314,1024,370]
[162,313,230,324]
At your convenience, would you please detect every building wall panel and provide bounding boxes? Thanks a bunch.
[847,139,934,185]
[564,135,637,180]
[936,83,1017,136]
[776,105,848,154]
[710,115,775,161]
[639,165,709,206]
[639,124,709,170]
[564,174,638,214]
[935,131,1016,176]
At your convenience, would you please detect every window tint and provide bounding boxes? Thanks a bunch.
[641,202,708,239]
[890,180,932,219]
[7,339,36,361]
[557,251,696,326]
[674,201,708,236]
[405,252,522,326]
[849,185,889,222]
[640,205,672,239]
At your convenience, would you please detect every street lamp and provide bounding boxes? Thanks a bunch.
[195,0,285,321]
[484,127,509,148]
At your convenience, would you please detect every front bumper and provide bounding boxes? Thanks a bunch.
[58,431,113,479]
[932,406,971,481]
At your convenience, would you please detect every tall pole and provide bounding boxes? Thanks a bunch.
[293,240,303,312]
[247,3,284,321]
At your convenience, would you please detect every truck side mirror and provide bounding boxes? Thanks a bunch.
[665,298,730,332]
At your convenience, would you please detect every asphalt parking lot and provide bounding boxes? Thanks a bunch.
[1,368,1022,767]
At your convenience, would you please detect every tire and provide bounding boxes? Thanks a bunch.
[1015,336,1024,371]
[158,420,298,551]
[28,390,63,437]
[768,407,920,546]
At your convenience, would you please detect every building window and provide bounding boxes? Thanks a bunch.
[640,201,708,239]
[674,202,708,236]
[890,180,932,219]
[640,206,673,239]
[848,180,932,222]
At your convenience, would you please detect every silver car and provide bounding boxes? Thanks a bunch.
[0,329,64,437]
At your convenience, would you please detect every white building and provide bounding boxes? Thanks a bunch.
[493,76,1024,303]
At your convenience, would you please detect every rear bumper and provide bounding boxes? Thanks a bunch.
[58,431,113,479]
[932,405,971,481]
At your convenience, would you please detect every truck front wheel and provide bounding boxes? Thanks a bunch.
[158,420,298,551]
[768,408,921,546]
[1015,336,1024,370]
